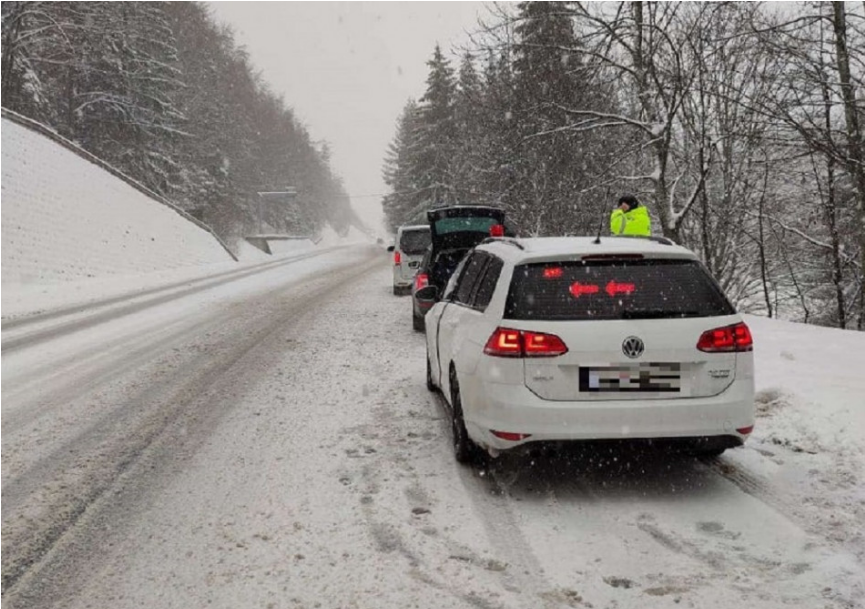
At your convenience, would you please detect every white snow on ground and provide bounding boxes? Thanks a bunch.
[232,239,274,262]
[1,117,233,287]
[726,316,865,565]
[18,264,861,609]
[266,238,315,255]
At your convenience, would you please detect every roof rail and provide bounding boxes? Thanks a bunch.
[480,237,525,250]
[607,234,675,246]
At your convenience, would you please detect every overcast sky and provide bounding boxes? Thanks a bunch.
[208,2,489,235]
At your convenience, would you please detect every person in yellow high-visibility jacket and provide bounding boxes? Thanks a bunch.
[610,194,652,236]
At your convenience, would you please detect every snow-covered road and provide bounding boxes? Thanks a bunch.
[2,245,862,609]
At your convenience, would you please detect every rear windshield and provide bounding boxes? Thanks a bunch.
[399,229,431,255]
[434,217,499,235]
[505,259,734,321]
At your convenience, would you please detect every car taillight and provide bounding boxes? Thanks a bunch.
[483,327,568,358]
[697,322,753,352]
[394,251,401,265]
[414,273,429,290]
[523,331,568,356]
[489,224,505,237]
[484,328,522,357]
[491,430,532,441]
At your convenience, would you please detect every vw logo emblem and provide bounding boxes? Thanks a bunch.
[622,336,644,359]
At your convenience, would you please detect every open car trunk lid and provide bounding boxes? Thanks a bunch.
[427,206,507,252]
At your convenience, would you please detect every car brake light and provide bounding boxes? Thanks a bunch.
[491,430,531,441]
[414,272,429,290]
[523,331,568,356]
[697,322,753,352]
[736,425,754,435]
[489,224,505,237]
[543,267,563,279]
[483,327,568,358]
[484,328,522,356]
[393,251,401,265]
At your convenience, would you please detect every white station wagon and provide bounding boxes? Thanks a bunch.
[419,235,755,464]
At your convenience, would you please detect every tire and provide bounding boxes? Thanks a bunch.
[393,285,401,296]
[412,312,425,332]
[449,372,486,466]
[426,351,436,392]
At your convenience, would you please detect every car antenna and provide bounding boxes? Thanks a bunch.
[594,215,605,244]
[594,188,610,244]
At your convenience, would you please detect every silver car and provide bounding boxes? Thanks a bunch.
[389,225,430,295]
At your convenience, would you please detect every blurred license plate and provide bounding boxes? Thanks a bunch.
[580,364,680,392]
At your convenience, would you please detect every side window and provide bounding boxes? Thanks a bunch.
[442,255,469,301]
[454,253,488,305]
[471,257,504,311]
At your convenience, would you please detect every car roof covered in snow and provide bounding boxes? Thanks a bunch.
[476,235,698,265]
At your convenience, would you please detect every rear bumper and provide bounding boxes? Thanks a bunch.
[463,378,754,451]
[392,264,419,288]
[393,276,413,289]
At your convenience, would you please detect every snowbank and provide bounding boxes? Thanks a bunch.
[1,114,234,288]
[315,224,343,247]
[0,112,373,319]
[732,314,865,563]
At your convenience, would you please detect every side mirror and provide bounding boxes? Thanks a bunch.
[415,285,439,303]
[386,245,395,252]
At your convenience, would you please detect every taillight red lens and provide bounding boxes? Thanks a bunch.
[543,267,563,279]
[484,328,522,357]
[523,331,568,356]
[414,273,429,290]
[697,322,753,352]
[484,327,568,358]
[491,430,531,441]
[489,224,505,237]
[394,251,401,265]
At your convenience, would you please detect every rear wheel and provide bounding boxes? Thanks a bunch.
[426,351,436,392]
[449,372,485,466]
[392,285,401,296]
[412,312,424,332]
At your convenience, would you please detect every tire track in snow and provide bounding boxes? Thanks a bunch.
[1,252,383,602]
[1,246,345,353]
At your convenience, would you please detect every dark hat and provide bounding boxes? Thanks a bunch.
[618,194,639,207]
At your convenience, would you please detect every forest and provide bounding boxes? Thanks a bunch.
[2,2,358,243]
[382,2,865,330]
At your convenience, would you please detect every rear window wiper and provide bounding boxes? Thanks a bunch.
[620,309,701,319]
